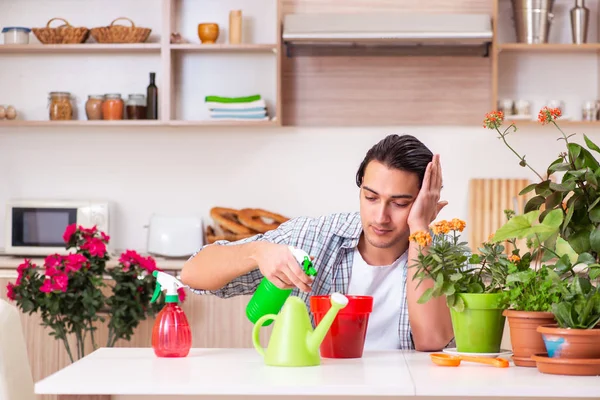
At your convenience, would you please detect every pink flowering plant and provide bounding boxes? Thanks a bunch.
[6,224,174,362]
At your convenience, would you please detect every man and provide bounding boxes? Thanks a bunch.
[181,134,454,351]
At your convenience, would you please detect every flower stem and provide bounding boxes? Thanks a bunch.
[495,126,545,181]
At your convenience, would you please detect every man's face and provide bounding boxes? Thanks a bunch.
[359,160,421,250]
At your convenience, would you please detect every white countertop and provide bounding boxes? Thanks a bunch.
[34,348,600,398]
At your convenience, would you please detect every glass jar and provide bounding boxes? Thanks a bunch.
[85,95,104,120]
[125,94,147,120]
[48,92,73,121]
[102,94,124,120]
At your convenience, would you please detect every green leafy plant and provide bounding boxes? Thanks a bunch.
[553,276,600,329]
[485,107,600,328]
[6,225,173,362]
[409,219,509,312]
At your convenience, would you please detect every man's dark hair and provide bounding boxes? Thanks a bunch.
[355,134,433,188]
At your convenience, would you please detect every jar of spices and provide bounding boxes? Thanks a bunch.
[85,95,104,120]
[125,94,147,120]
[102,93,124,120]
[48,92,73,121]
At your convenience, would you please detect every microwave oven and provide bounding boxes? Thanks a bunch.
[4,199,111,256]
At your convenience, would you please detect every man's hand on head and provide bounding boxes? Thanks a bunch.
[407,154,448,232]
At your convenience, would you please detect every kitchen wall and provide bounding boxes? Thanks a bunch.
[1,124,593,252]
[1,0,599,254]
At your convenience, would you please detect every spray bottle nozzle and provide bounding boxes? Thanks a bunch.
[151,270,186,304]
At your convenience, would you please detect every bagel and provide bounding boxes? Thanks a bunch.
[205,225,254,244]
[209,207,256,235]
[238,208,289,233]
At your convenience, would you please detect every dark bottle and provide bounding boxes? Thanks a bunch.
[146,72,158,120]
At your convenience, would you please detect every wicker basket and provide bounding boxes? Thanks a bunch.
[32,18,89,44]
[90,17,151,43]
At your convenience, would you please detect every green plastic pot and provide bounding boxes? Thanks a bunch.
[450,293,506,353]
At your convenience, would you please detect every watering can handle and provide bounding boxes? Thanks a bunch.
[252,314,277,357]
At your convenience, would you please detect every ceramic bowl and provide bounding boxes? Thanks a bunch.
[198,23,219,44]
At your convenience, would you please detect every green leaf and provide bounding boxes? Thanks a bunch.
[450,273,463,282]
[590,207,600,224]
[590,267,600,280]
[555,236,578,265]
[525,196,546,213]
[519,183,538,195]
[467,283,484,293]
[534,180,552,197]
[453,295,465,312]
[590,226,600,254]
[568,143,582,161]
[577,252,596,265]
[584,134,600,154]
[491,210,541,242]
[540,208,564,229]
[569,229,592,254]
[417,288,434,304]
[548,162,571,173]
[443,283,456,296]
[544,192,563,210]
[549,181,575,192]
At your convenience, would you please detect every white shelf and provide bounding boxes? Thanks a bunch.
[0,43,162,53]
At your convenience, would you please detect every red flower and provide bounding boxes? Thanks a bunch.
[44,254,63,269]
[15,259,33,285]
[101,232,110,243]
[81,237,107,258]
[6,282,15,300]
[538,107,562,125]
[63,223,77,243]
[64,253,87,273]
[483,111,504,129]
[177,287,186,302]
[80,225,98,238]
[52,272,69,292]
[40,278,53,293]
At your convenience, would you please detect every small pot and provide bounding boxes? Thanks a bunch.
[537,324,600,359]
[503,310,556,367]
[198,23,219,44]
[451,293,506,353]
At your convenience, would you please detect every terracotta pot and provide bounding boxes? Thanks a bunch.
[198,23,219,44]
[537,324,600,359]
[531,353,600,376]
[503,310,555,367]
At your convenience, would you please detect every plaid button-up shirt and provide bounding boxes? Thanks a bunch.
[189,211,414,349]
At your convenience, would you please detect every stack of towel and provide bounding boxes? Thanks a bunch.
[205,94,270,121]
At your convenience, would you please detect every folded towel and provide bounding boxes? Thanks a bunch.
[210,113,269,120]
[205,100,266,109]
[210,107,266,112]
[210,110,267,118]
[205,94,261,104]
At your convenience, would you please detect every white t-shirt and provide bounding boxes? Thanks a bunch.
[346,247,408,350]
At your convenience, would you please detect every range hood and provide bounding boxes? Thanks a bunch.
[282,13,493,57]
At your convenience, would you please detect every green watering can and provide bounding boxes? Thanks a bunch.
[252,293,348,367]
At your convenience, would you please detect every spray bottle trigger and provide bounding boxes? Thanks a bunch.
[151,270,162,303]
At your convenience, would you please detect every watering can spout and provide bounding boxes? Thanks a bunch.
[307,293,348,354]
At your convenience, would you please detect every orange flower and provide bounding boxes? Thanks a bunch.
[449,218,466,232]
[508,255,521,263]
[483,111,504,129]
[430,220,451,235]
[409,231,432,247]
[538,107,562,125]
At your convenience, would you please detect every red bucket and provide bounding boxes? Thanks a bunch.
[310,295,373,358]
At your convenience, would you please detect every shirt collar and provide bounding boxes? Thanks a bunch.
[334,212,363,247]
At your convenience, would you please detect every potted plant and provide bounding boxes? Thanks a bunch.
[484,107,600,370]
[5,224,177,363]
[409,219,509,354]
[490,209,566,366]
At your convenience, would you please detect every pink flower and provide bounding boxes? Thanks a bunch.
[6,282,15,300]
[81,237,106,258]
[45,265,60,277]
[63,223,77,243]
[16,259,32,285]
[80,225,98,238]
[40,278,53,293]
[64,253,87,273]
[141,256,157,272]
[44,254,63,269]
[52,272,69,292]
[177,287,186,302]
[101,232,110,243]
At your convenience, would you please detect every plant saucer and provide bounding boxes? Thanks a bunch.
[531,353,600,376]
[443,348,513,358]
